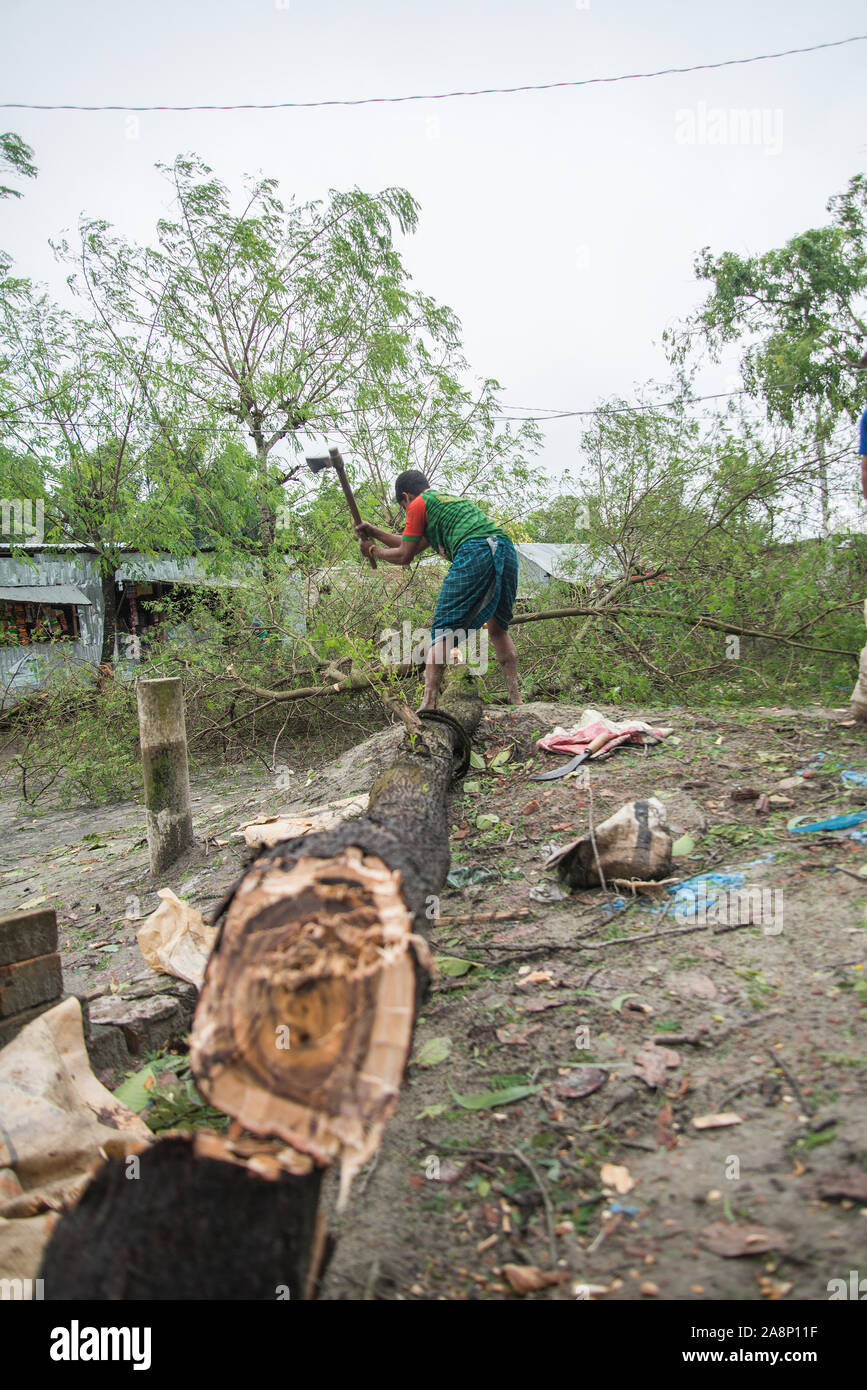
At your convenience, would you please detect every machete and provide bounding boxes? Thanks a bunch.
[529,728,614,782]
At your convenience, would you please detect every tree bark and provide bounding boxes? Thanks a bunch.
[40,1133,325,1301]
[39,675,481,1299]
[190,678,481,1206]
[99,567,118,668]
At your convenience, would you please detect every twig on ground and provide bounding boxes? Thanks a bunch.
[763,1044,814,1116]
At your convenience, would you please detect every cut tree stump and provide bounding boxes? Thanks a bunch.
[40,1133,325,1301]
[39,676,482,1299]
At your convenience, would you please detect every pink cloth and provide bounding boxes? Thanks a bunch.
[536,719,669,758]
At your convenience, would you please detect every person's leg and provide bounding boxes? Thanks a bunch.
[419,633,450,710]
[486,617,522,704]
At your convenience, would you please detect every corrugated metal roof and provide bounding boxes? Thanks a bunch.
[0,584,92,605]
[515,543,598,580]
[114,554,250,585]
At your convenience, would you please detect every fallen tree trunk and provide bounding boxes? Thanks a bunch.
[191,678,481,1203]
[40,676,482,1300]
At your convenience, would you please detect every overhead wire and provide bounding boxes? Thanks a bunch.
[1,35,864,112]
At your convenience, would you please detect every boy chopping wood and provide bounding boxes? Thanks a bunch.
[355,470,522,710]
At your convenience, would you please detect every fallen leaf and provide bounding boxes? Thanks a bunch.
[496,1023,543,1045]
[414,1036,453,1067]
[811,1168,867,1202]
[502,1264,571,1295]
[633,1041,680,1088]
[552,1066,608,1099]
[517,970,552,989]
[600,1163,635,1194]
[521,800,541,816]
[611,992,639,1013]
[415,1103,447,1120]
[435,955,478,977]
[672,834,695,856]
[520,997,569,1014]
[448,1081,541,1111]
[699,1222,788,1257]
[692,1112,743,1130]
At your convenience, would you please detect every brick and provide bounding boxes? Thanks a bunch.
[0,953,63,1018]
[0,907,58,968]
[0,997,59,1048]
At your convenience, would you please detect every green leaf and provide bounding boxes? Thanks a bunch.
[672,833,695,856]
[469,751,486,769]
[435,955,478,977]
[414,1035,452,1067]
[490,749,512,770]
[476,813,500,830]
[610,992,639,1013]
[462,779,481,794]
[448,1081,541,1110]
[415,1102,447,1120]
[113,1063,157,1112]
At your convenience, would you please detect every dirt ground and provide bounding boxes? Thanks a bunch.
[1,698,866,1301]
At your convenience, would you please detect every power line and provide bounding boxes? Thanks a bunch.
[494,389,750,420]
[2,35,865,112]
[0,390,753,431]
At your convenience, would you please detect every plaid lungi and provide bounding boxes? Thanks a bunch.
[430,536,518,645]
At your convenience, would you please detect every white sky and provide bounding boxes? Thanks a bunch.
[2,0,866,482]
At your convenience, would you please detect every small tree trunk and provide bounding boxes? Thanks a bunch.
[137,677,195,874]
[99,567,118,667]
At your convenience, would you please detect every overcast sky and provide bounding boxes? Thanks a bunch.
[2,0,865,482]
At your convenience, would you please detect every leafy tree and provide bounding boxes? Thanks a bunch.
[59,157,423,557]
[0,300,205,662]
[342,289,542,530]
[681,174,867,531]
[687,174,866,423]
[0,132,36,201]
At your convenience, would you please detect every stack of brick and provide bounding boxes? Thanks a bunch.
[0,907,64,1048]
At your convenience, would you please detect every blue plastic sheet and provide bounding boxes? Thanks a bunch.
[841,770,867,787]
[668,871,747,919]
[789,810,867,834]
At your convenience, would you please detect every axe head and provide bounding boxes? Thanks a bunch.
[305,447,344,474]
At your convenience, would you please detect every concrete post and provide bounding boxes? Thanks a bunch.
[137,677,194,874]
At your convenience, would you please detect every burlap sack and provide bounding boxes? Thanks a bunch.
[545,797,673,891]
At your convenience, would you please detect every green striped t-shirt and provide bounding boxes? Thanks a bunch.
[402,489,508,562]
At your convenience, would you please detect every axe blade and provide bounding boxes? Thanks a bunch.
[305,455,331,473]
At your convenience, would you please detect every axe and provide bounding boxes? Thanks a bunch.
[305,446,376,569]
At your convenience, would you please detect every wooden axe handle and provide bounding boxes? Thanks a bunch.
[329,448,376,569]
